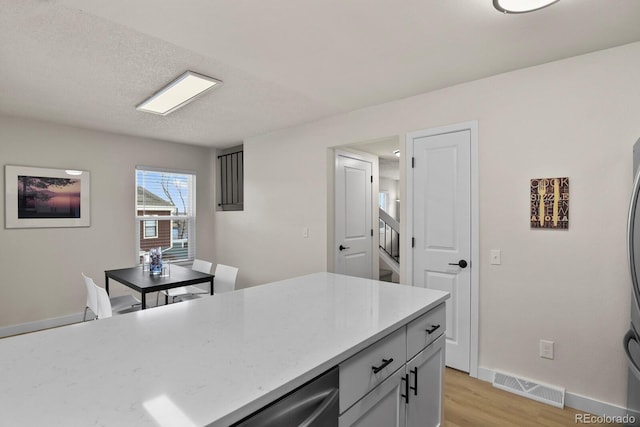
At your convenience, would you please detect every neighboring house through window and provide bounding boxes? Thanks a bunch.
[136,168,196,263]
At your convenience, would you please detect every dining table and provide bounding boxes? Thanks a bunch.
[104,264,214,309]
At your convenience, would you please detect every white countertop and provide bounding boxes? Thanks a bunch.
[0,272,448,426]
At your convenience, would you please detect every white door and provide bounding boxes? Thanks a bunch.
[411,129,471,372]
[335,153,373,279]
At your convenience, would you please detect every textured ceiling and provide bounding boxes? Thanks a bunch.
[2,0,640,148]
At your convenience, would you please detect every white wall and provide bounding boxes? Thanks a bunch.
[0,116,215,327]
[214,42,640,407]
[379,176,399,221]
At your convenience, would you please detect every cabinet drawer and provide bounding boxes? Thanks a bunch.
[339,327,406,413]
[406,303,446,359]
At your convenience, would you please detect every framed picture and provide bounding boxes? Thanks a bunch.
[530,177,569,229]
[5,165,90,228]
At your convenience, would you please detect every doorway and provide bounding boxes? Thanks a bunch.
[330,138,401,282]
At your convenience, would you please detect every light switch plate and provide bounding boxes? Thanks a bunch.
[490,249,501,265]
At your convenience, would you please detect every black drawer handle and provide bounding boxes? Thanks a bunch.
[426,324,441,335]
[372,358,394,374]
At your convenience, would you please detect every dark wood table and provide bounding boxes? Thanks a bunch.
[105,264,215,309]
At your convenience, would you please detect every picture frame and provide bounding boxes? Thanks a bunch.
[5,165,90,228]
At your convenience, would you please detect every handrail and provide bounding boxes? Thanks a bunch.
[379,208,399,233]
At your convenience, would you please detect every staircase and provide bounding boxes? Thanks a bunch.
[379,208,400,283]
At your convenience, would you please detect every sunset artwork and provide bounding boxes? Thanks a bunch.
[17,175,81,219]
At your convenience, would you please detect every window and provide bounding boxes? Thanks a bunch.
[217,145,243,211]
[143,220,158,239]
[136,168,196,263]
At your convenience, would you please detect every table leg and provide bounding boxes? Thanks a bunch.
[105,273,110,295]
[165,294,169,305]
[141,292,146,310]
[210,277,214,295]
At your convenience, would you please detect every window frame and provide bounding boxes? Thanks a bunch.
[135,166,196,264]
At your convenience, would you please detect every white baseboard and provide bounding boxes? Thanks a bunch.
[0,312,84,339]
[476,367,627,418]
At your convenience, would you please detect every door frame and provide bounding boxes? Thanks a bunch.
[331,149,379,279]
[404,120,479,378]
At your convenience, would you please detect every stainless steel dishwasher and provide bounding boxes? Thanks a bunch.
[232,367,339,427]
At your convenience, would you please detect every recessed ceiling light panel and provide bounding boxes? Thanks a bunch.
[493,0,559,13]
[136,71,222,116]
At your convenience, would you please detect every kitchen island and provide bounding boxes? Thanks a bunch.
[0,272,448,426]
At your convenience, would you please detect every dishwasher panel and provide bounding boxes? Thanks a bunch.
[233,367,339,427]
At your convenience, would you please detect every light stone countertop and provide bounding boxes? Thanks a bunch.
[0,272,448,426]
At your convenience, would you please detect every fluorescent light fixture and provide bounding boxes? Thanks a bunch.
[393,150,400,157]
[493,0,559,13]
[65,170,83,176]
[136,71,222,116]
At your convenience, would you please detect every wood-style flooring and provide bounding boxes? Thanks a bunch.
[444,368,622,427]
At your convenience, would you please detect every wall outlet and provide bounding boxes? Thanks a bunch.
[540,340,554,359]
[303,227,309,238]
[490,249,501,265]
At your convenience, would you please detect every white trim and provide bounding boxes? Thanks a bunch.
[476,367,628,417]
[405,120,479,378]
[0,313,83,339]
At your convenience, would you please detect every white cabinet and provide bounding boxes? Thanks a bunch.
[406,334,446,427]
[339,368,406,427]
[339,303,446,427]
[340,327,407,412]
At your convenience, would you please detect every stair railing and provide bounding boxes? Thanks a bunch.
[379,208,400,263]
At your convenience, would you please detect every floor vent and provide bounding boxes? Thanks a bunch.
[492,371,565,408]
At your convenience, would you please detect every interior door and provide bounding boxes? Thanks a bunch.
[335,153,373,279]
[412,129,471,372]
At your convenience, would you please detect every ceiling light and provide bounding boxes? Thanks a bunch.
[136,71,222,116]
[393,150,400,157]
[493,0,559,13]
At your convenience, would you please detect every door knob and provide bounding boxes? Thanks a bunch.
[448,259,468,268]
[339,244,350,251]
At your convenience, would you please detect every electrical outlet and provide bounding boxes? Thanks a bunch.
[490,249,501,265]
[540,340,554,359]
[303,227,309,238]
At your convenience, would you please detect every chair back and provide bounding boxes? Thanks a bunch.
[95,285,113,319]
[82,273,98,316]
[214,264,238,293]
[192,259,213,274]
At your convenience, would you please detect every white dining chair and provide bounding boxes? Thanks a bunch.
[94,285,113,319]
[157,259,213,305]
[82,273,98,321]
[213,264,239,294]
[82,273,140,317]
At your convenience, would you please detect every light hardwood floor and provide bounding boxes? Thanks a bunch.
[444,368,622,427]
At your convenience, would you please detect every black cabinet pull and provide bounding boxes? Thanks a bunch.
[426,324,441,335]
[401,373,410,404]
[371,358,394,374]
[339,244,350,251]
[410,367,418,395]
